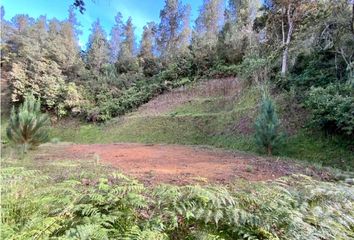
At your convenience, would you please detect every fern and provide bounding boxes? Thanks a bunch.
[2,165,353,240]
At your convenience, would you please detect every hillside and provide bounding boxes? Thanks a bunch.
[51,78,354,171]
[2,1,354,238]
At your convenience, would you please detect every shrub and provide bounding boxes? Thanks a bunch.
[306,83,354,135]
[209,64,240,78]
[6,95,50,152]
[289,51,339,90]
[254,92,283,155]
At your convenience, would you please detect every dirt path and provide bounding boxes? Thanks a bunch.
[38,143,329,185]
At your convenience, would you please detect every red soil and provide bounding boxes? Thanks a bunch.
[51,143,325,185]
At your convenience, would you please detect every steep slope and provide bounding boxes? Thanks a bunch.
[113,77,259,138]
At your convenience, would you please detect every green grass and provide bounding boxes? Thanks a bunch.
[281,132,354,171]
[169,86,260,116]
[47,115,354,171]
[3,86,353,171]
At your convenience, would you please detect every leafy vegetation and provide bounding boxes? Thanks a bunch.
[1,1,354,238]
[1,160,353,240]
[306,83,354,135]
[1,1,353,138]
[6,95,50,152]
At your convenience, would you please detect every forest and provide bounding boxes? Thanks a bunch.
[1,0,354,239]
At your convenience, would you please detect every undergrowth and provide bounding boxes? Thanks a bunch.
[1,163,353,240]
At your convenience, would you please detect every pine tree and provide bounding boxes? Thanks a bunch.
[139,22,156,59]
[47,11,83,79]
[6,95,50,152]
[139,22,160,76]
[195,0,223,39]
[179,4,191,53]
[217,0,260,65]
[8,16,66,109]
[86,19,110,74]
[68,5,82,38]
[119,17,136,61]
[109,12,124,63]
[254,92,283,155]
[192,0,223,73]
[117,17,137,73]
[157,0,191,63]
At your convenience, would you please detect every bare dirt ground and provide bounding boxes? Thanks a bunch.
[36,143,330,185]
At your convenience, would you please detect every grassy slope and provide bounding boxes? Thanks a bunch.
[48,81,354,171]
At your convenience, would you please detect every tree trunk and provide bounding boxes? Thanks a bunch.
[351,2,354,34]
[281,4,294,77]
[267,145,272,156]
[281,46,289,77]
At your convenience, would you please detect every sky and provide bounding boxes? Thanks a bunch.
[1,0,213,48]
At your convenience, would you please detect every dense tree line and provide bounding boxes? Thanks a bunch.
[1,0,353,135]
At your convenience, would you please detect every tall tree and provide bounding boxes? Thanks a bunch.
[192,0,223,73]
[195,0,223,39]
[45,7,83,78]
[0,5,4,21]
[119,17,136,61]
[316,1,354,82]
[268,0,318,76]
[86,19,110,74]
[0,6,14,69]
[157,0,191,63]
[68,5,82,37]
[179,4,192,52]
[11,14,34,33]
[139,22,160,76]
[8,16,66,108]
[117,17,137,73]
[226,0,259,24]
[139,22,157,59]
[109,12,124,63]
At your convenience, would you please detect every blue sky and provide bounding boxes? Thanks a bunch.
[1,0,216,48]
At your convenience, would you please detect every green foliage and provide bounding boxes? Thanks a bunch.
[286,50,344,95]
[10,59,66,109]
[306,83,354,135]
[254,92,283,155]
[209,64,240,78]
[1,163,354,240]
[85,76,165,122]
[82,58,195,121]
[6,96,50,152]
[86,19,110,74]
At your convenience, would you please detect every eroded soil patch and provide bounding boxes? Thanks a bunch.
[36,143,330,185]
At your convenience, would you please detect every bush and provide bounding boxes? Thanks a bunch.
[6,95,50,152]
[209,64,240,78]
[85,76,165,122]
[290,51,339,88]
[254,92,283,155]
[83,62,196,122]
[306,83,354,135]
